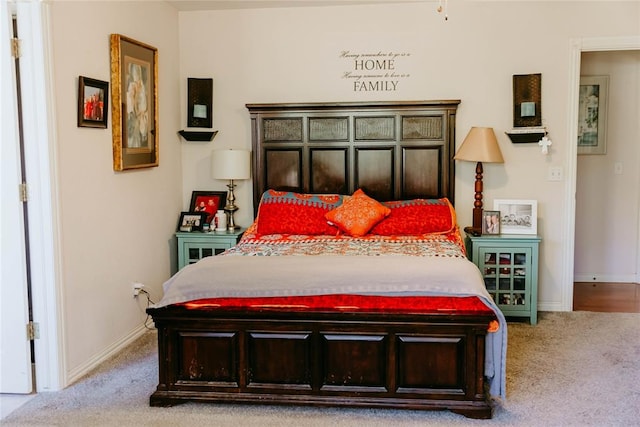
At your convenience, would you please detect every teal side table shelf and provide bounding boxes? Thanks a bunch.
[465,234,541,325]
[176,228,245,270]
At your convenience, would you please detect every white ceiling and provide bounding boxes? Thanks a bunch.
[166,0,423,12]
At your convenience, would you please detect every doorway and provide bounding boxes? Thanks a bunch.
[573,49,640,313]
[564,36,640,311]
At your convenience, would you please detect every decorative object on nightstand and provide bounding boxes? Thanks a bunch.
[454,127,504,236]
[493,199,537,235]
[211,149,251,230]
[466,233,541,325]
[176,228,245,270]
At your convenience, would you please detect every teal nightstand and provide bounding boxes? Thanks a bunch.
[176,228,245,270]
[466,234,541,325]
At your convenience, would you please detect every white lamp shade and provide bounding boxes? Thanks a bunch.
[211,149,251,180]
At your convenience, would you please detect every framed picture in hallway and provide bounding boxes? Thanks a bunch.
[577,75,609,155]
[77,76,108,128]
[110,34,159,171]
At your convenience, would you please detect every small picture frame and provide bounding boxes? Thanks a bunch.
[177,211,208,232]
[77,76,108,128]
[493,199,537,235]
[482,210,501,235]
[189,190,227,225]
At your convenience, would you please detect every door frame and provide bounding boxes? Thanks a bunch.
[563,35,640,311]
[14,0,64,392]
[0,1,32,394]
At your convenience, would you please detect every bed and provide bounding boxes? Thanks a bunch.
[147,101,507,419]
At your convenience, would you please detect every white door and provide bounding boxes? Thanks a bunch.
[0,1,33,394]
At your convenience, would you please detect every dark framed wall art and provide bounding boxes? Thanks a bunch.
[187,78,213,128]
[577,75,609,155]
[77,76,108,128]
[110,34,159,171]
[512,73,542,128]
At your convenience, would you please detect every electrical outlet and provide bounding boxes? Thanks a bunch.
[132,282,144,298]
[614,162,623,175]
[547,166,563,181]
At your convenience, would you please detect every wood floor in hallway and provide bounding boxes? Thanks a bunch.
[573,282,640,313]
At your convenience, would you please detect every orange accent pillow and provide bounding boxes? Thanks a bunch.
[325,189,390,237]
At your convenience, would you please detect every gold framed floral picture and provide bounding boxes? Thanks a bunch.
[110,34,158,171]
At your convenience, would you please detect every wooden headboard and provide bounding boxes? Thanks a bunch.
[246,100,460,214]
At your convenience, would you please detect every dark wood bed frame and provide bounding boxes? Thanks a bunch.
[147,101,498,419]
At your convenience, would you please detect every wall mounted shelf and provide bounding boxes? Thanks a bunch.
[178,130,218,142]
[505,127,547,144]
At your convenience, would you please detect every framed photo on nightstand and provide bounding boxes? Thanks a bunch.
[177,211,207,232]
[493,199,537,235]
[189,191,227,225]
[482,210,501,235]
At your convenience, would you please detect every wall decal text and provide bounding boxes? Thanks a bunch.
[340,50,411,92]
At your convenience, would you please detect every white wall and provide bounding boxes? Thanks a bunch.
[49,1,182,383]
[177,1,640,311]
[575,50,640,282]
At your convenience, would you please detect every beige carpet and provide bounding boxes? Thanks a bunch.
[3,311,640,426]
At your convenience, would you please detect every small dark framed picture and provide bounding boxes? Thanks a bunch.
[187,78,213,128]
[177,211,208,232]
[77,76,108,128]
[482,210,501,235]
[189,190,227,225]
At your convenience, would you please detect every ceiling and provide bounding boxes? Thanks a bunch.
[166,0,423,12]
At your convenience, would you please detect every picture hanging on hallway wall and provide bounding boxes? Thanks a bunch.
[577,75,609,155]
[77,76,108,128]
[109,34,159,171]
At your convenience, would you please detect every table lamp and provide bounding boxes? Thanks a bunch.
[453,127,504,235]
[211,149,251,230]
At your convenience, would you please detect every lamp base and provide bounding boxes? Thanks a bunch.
[224,179,240,231]
[464,226,482,237]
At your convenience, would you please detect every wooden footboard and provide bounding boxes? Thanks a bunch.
[147,306,496,419]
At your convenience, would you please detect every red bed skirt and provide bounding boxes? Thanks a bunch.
[179,294,495,317]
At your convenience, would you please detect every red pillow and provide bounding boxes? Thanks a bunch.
[325,189,391,237]
[369,198,456,235]
[256,190,343,236]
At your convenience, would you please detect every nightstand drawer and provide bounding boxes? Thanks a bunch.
[176,229,244,270]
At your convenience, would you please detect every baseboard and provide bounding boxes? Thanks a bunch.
[65,324,149,387]
[573,274,637,283]
[538,301,565,312]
